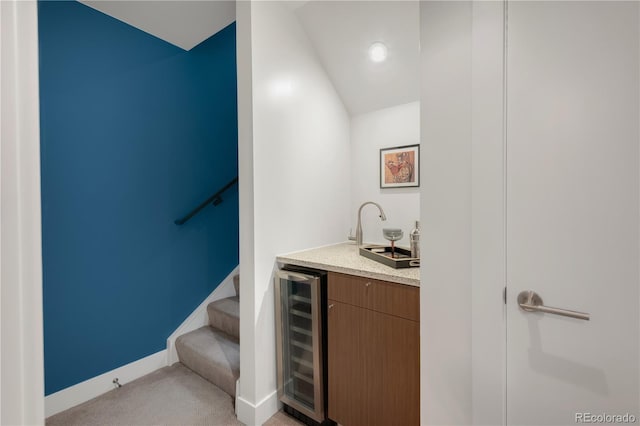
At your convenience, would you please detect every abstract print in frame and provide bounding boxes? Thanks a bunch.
[380,144,420,188]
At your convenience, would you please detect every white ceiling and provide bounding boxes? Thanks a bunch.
[78,0,418,115]
[294,1,420,115]
[80,1,235,51]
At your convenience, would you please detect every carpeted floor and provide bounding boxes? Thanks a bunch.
[263,411,305,426]
[46,363,302,426]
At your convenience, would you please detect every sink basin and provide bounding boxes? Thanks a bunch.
[359,245,419,269]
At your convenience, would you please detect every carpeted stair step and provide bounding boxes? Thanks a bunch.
[207,296,239,339]
[175,326,239,397]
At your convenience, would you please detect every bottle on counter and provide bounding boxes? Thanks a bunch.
[410,220,420,259]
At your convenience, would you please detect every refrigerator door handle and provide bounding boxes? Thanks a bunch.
[275,269,318,283]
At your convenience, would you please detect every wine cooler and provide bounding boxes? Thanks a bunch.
[275,267,329,424]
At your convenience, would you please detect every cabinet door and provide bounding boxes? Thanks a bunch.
[327,272,369,309]
[328,272,419,321]
[368,310,420,426]
[327,300,370,426]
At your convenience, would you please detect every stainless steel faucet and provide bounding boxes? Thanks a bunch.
[349,201,387,246]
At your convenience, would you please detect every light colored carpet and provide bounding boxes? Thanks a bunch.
[46,363,303,426]
[175,326,240,398]
[263,411,304,426]
[47,363,241,426]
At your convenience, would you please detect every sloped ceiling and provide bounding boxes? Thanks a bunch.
[295,1,420,115]
[78,0,419,115]
[80,1,235,51]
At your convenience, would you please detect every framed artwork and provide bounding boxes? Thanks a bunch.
[380,144,420,188]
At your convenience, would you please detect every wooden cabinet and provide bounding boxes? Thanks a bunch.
[327,272,419,426]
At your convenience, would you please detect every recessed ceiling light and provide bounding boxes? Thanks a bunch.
[368,42,388,63]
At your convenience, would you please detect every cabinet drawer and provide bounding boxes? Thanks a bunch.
[328,272,419,321]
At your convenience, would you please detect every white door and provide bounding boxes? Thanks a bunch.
[507,2,640,425]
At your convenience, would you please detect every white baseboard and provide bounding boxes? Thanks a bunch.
[235,378,240,415]
[236,390,279,426]
[166,266,239,365]
[44,350,167,418]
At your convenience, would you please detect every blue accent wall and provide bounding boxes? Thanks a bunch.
[38,1,238,395]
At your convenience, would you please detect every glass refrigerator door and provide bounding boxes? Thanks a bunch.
[275,270,324,421]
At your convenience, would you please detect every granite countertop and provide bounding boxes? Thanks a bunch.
[276,242,420,287]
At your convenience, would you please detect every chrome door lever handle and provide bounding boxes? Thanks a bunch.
[517,290,590,321]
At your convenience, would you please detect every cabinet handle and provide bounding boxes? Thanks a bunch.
[365,282,372,287]
[328,304,334,309]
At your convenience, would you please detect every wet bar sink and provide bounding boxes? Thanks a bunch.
[359,245,420,269]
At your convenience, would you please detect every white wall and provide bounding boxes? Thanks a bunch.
[350,101,420,247]
[420,2,473,425]
[0,1,46,424]
[470,2,506,425]
[236,0,258,422]
[418,2,526,425]
[237,1,351,424]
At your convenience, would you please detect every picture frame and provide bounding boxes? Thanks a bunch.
[380,144,420,188]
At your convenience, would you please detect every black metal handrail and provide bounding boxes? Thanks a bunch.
[174,176,238,225]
